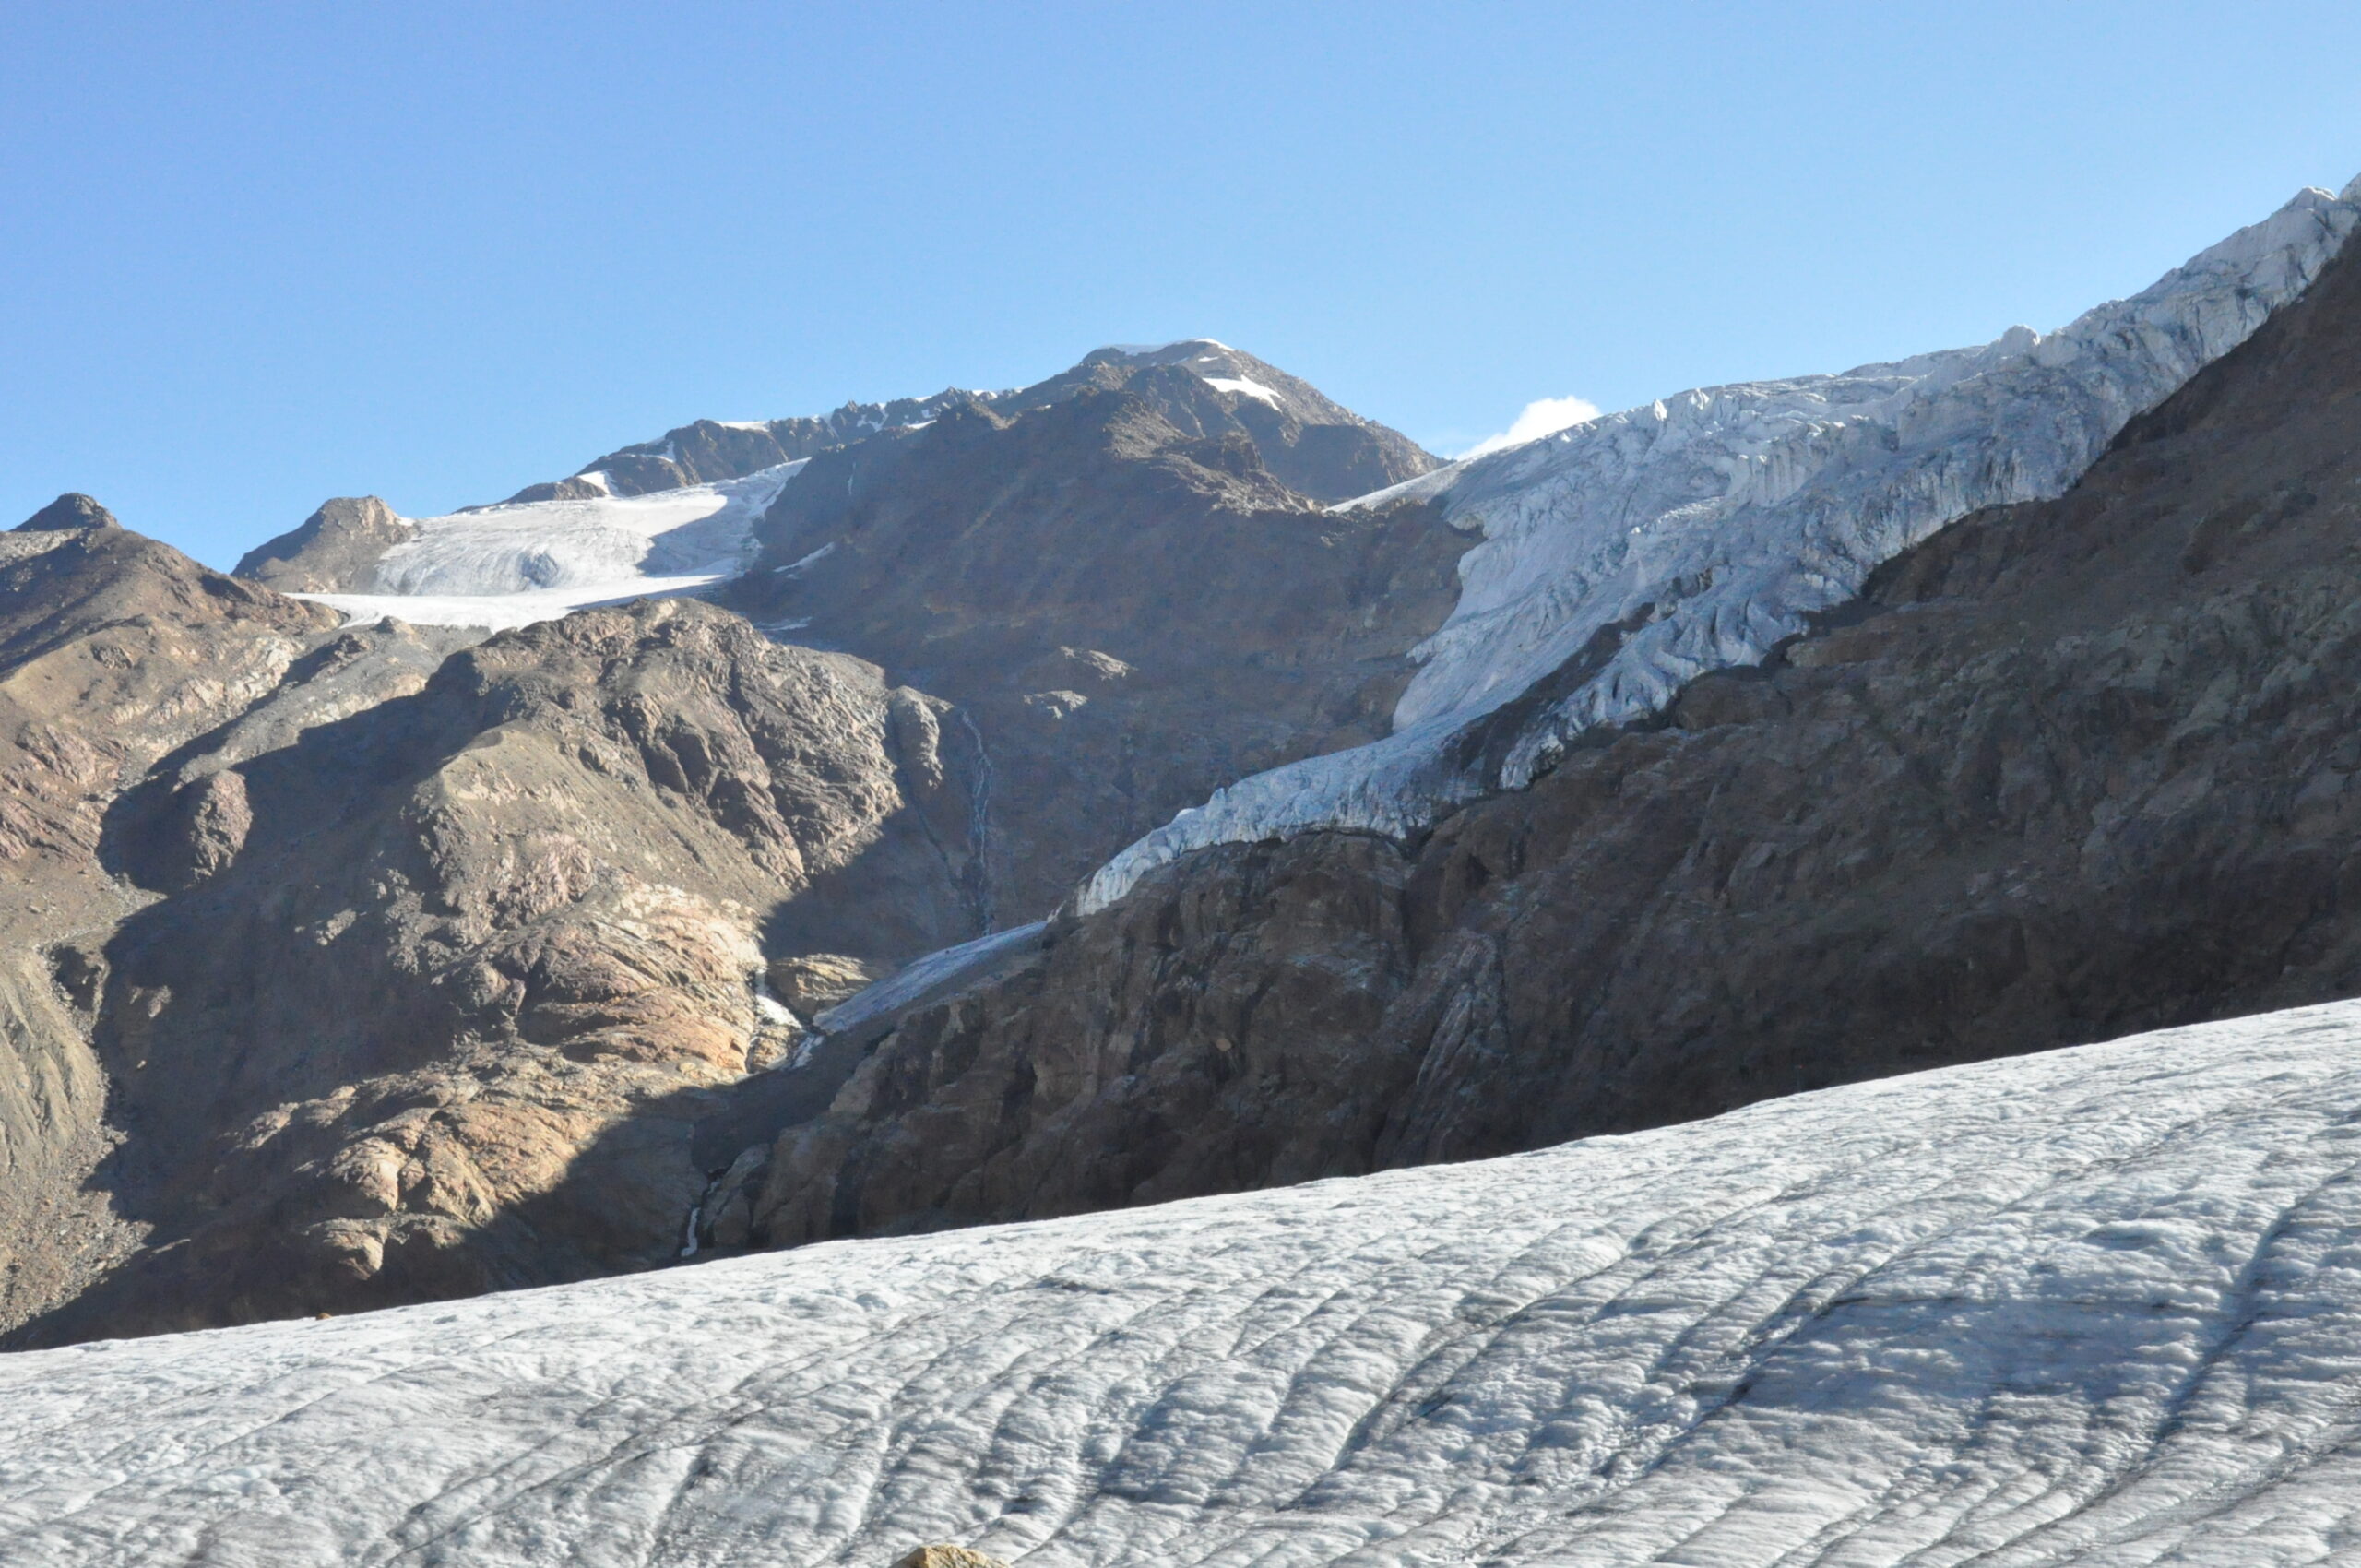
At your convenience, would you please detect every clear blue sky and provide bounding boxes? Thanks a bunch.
[5,2,2358,567]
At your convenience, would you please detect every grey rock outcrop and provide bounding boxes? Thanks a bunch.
[16,493,117,533]
[12,599,987,1342]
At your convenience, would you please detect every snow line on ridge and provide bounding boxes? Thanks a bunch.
[8,998,2361,1564]
[1074,175,2361,916]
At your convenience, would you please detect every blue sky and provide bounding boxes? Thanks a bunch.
[4,2,2358,568]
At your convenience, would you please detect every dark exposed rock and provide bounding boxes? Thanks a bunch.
[234,495,416,591]
[736,225,2361,1250]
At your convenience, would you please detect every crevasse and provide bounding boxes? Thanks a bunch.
[1074,176,2361,916]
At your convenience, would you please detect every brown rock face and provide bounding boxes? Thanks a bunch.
[233,495,416,591]
[739,232,2361,1249]
[0,505,341,1332]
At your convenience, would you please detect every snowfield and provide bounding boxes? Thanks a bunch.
[10,999,2361,1565]
[1076,177,2361,914]
[293,462,802,632]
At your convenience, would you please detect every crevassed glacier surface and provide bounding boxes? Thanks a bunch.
[293,461,802,632]
[8,1000,2361,1565]
[1076,177,2361,914]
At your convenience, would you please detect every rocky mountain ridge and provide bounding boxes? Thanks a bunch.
[517,339,1436,505]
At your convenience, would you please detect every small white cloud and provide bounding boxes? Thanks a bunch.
[1459,395,1602,458]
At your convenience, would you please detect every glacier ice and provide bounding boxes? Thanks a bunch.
[291,461,802,632]
[9,999,2361,1564]
[1075,178,2361,915]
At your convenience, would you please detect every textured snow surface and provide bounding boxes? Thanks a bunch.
[11,1001,2361,1566]
[1077,178,2361,914]
[293,463,801,631]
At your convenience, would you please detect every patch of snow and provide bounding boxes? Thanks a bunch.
[292,460,806,631]
[811,920,1049,1041]
[1200,374,1282,405]
[10,999,2361,1564]
[1077,178,2361,914]
[715,421,776,432]
[772,541,836,576]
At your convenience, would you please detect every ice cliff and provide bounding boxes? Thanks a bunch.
[1077,177,2361,914]
[7,998,2361,1565]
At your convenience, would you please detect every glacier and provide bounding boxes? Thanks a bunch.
[9,998,2361,1565]
[292,461,802,632]
[1074,177,2361,915]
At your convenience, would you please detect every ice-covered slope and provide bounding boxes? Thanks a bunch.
[8,999,2361,1566]
[293,462,801,631]
[1077,177,2361,914]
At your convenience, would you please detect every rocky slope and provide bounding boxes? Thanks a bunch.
[9,998,2361,1567]
[14,599,996,1343]
[719,195,2361,1252]
[721,373,1467,923]
[0,499,343,1333]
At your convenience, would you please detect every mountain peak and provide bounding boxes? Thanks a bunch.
[15,493,117,533]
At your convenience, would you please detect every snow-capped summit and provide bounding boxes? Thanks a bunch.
[1075,176,2361,914]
